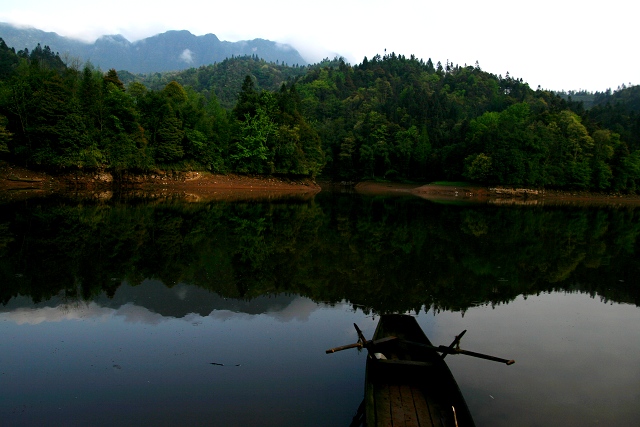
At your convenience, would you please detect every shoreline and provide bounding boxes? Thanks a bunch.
[0,163,321,202]
[354,181,640,206]
[2,162,640,205]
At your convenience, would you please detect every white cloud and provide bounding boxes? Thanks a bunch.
[179,48,194,64]
[275,43,292,52]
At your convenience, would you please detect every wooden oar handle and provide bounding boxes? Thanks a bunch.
[326,336,398,354]
[442,346,515,365]
[325,342,362,353]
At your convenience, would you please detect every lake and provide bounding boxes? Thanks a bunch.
[1,191,639,426]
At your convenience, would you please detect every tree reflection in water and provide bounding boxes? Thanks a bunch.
[1,192,639,312]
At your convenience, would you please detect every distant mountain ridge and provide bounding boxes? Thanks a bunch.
[0,23,309,73]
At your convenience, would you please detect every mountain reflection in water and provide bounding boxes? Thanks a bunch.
[1,281,321,325]
[0,192,639,426]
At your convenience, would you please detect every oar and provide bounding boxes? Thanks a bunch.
[326,323,377,353]
[353,323,367,345]
[327,324,397,354]
[326,336,397,354]
[402,339,515,365]
[438,345,515,365]
[325,342,363,353]
[441,329,467,360]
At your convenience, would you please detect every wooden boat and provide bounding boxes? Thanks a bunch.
[362,314,475,427]
[327,315,513,426]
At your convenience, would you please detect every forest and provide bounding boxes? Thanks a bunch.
[1,37,639,191]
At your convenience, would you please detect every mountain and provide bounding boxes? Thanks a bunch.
[0,23,309,73]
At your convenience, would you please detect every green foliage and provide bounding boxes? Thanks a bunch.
[0,38,639,188]
[289,53,640,191]
[463,153,492,182]
[154,109,185,164]
[588,85,640,151]
[0,38,19,80]
[162,80,188,104]
[229,77,324,176]
[103,68,125,91]
[101,81,149,171]
[231,106,273,172]
[0,114,11,152]
[120,55,309,109]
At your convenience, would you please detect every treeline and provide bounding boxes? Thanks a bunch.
[1,36,640,191]
[293,54,640,191]
[0,39,323,177]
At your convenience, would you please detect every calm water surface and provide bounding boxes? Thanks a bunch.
[1,192,639,426]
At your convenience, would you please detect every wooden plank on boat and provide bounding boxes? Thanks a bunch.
[399,385,419,427]
[412,386,439,427]
[425,395,446,427]
[389,384,407,427]
[374,382,392,427]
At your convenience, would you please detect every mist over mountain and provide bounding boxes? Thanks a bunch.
[0,23,309,73]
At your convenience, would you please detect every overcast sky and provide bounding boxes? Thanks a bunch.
[1,0,636,92]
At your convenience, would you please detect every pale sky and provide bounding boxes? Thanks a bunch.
[1,0,636,92]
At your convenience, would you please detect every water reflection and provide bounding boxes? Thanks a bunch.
[428,292,640,427]
[1,281,324,325]
[1,292,365,426]
[1,193,639,311]
[1,193,640,426]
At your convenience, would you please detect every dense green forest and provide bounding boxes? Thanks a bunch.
[0,40,323,177]
[1,37,639,190]
[118,55,311,109]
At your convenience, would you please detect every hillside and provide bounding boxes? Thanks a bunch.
[119,56,327,109]
[1,34,640,193]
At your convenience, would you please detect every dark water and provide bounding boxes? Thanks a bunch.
[1,192,639,426]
